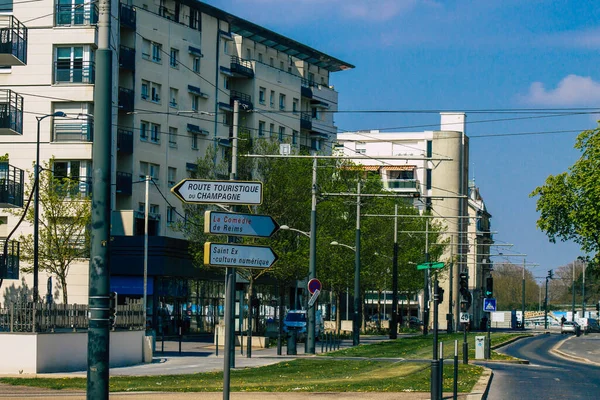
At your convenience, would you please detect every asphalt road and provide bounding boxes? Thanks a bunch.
[484,334,600,400]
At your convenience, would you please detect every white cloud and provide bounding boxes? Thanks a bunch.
[521,75,600,106]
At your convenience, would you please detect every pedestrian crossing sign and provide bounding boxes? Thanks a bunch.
[483,298,497,312]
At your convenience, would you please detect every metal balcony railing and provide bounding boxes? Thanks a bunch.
[55,3,98,26]
[0,16,27,65]
[119,45,135,70]
[230,56,254,78]
[0,89,23,135]
[0,239,19,280]
[119,3,136,30]
[116,171,132,195]
[118,87,134,113]
[230,90,253,110]
[53,61,95,84]
[300,112,312,130]
[117,128,133,153]
[383,179,419,190]
[0,162,24,208]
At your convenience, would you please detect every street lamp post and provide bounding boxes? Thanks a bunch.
[330,240,359,345]
[33,111,67,305]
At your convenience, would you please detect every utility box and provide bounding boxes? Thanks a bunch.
[475,336,486,359]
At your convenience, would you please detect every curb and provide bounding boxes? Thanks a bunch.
[466,366,493,400]
[550,336,600,367]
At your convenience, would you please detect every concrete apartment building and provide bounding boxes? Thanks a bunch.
[336,113,493,331]
[0,0,353,330]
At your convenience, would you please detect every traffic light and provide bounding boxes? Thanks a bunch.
[109,291,118,328]
[485,277,493,298]
[438,286,444,304]
[548,270,554,279]
[459,272,469,297]
[596,302,599,313]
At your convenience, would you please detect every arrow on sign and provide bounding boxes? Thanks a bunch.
[204,211,279,237]
[171,179,263,205]
[204,242,278,269]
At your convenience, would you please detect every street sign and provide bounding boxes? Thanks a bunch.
[416,262,445,270]
[308,289,321,307]
[308,278,322,295]
[483,298,497,312]
[171,179,263,205]
[460,312,470,323]
[204,242,278,269]
[204,211,279,237]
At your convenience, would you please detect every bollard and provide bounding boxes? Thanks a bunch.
[178,326,182,354]
[337,333,340,350]
[161,330,165,353]
[216,329,219,357]
[287,330,297,355]
[453,340,458,400]
[321,334,325,353]
[439,342,444,398]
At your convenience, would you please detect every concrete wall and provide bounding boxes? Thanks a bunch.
[0,330,144,374]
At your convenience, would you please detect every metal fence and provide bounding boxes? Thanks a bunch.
[0,302,144,333]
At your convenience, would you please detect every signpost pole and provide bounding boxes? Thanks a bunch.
[307,156,317,354]
[390,204,399,339]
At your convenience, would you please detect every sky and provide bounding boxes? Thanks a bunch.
[204,0,599,279]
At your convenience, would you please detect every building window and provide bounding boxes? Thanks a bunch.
[308,72,315,84]
[311,138,321,151]
[427,140,432,158]
[269,57,274,67]
[426,169,432,190]
[191,133,199,150]
[53,160,91,197]
[149,204,159,215]
[192,56,200,73]
[246,48,251,60]
[150,123,160,143]
[140,121,148,140]
[141,39,151,59]
[258,120,265,136]
[258,53,263,63]
[56,0,96,26]
[169,87,178,108]
[311,107,321,120]
[269,123,275,138]
[223,77,230,90]
[139,161,160,181]
[292,98,299,114]
[292,130,298,145]
[168,167,177,187]
[223,40,228,54]
[151,42,162,63]
[280,60,284,70]
[141,80,149,100]
[355,141,366,154]
[167,206,176,225]
[269,90,275,108]
[170,48,179,68]
[191,95,200,111]
[259,87,266,104]
[189,9,200,30]
[54,46,93,84]
[151,82,161,103]
[279,94,286,110]
[278,126,285,142]
[169,127,177,147]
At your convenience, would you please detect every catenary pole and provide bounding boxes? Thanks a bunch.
[307,156,317,354]
[87,0,112,396]
[353,180,361,346]
[390,204,399,339]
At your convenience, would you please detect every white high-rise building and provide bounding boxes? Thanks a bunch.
[0,0,353,308]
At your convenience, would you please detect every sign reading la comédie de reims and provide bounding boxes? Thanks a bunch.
[204,211,279,237]
[171,179,263,205]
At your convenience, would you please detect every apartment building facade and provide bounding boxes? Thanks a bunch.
[336,113,493,331]
[0,0,353,330]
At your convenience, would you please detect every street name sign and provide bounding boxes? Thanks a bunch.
[171,179,263,205]
[483,298,497,312]
[204,211,279,237]
[416,262,445,270]
[204,242,278,269]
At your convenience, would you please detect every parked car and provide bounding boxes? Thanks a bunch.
[283,310,323,340]
[408,317,423,329]
[561,321,580,334]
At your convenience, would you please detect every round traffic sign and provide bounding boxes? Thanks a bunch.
[307,278,322,294]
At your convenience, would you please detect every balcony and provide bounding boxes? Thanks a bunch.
[301,79,314,99]
[119,45,135,71]
[117,128,133,153]
[53,61,95,84]
[0,239,19,280]
[55,3,98,26]
[300,112,312,131]
[383,179,420,191]
[0,162,24,208]
[119,3,136,30]
[118,87,134,113]
[116,171,132,195]
[52,176,92,198]
[0,16,27,66]
[230,56,254,79]
[0,89,23,135]
[53,122,93,142]
[229,90,253,110]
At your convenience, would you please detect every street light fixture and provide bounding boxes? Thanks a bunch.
[33,111,67,304]
[279,225,310,238]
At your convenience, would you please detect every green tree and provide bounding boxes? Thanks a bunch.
[530,126,600,261]
[10,159,91,304]
[492,262,539,310]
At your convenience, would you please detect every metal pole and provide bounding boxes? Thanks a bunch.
[353,181,361,346]
[572,262,575,321]
[544,277,549,329]
[87,0,112,395]
[582,261,586,317]
[462,323,468,365]
[453,340,458,400]
[390,204,399,339]
[522,259,526,330]
[143,176,149,330]
[486,313,491,359]
[431,274,441,400]
[33,117,41,305]
[423,219,429,336]
[307,156,317,354]
[447,237,453,333]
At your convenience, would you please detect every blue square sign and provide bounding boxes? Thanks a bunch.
[483,298,497,312]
